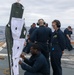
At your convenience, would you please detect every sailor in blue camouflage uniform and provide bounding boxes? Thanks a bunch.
[50,20,66,75]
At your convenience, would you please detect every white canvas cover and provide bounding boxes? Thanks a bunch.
[11,18,26,75]
[11,17,24,39]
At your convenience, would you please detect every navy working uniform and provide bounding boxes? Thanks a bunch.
[21,52,50,75]
[50,29,66,75]
[29,27,37,36]
[23,38,32,54]
[23,27,38,53]
[46,27,52,52]
[64,28,73,51]
[30,26,52,64]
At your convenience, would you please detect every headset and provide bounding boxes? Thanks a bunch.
[52,20,61,28]
[37,19,46,26]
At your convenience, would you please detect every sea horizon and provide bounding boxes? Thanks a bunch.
[0,26,74,42]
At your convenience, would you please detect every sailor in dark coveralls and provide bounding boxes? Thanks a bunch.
[30,19,52,69]
[19,44,50,75]
[29,23,37,36]
[64,26,73,51]
[23,23,37,54]
[50,20,66,75]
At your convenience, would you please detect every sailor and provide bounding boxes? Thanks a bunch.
[50,20,66,75]
[64,26,73,51]
[29,23,37,36]
[30,19,52,75]
[23,35,32,54]
[19,44,50,75]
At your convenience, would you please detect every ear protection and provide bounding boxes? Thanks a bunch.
[37,19,46,26]
[52,20,61,28]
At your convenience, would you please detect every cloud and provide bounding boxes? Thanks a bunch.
[0,0,74,28]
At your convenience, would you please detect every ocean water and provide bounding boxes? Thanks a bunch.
[0,26,74,42]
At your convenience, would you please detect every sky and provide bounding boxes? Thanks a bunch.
[0,0,74,28]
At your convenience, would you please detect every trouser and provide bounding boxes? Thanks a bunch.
[24,72,43,75]
[66,38,73,51]
[38,43,50,67]
[39,43,50,61]
[41,49,49,65]
[50,52,62,75]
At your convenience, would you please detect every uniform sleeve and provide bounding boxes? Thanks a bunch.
[24,58,31,65]
[23,56,34,66]
[21,57,43,73]
[30,29,38,43]
[58,32,66,51]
